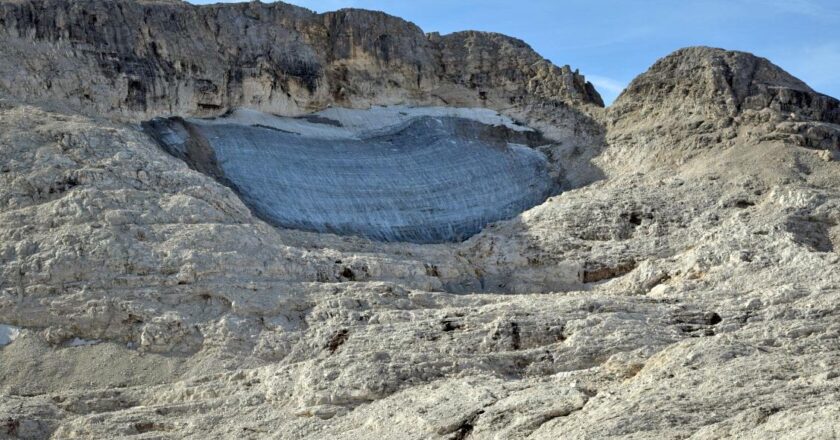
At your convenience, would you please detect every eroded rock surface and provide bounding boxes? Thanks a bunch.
[0,0,601,119]
[1,1,840,439]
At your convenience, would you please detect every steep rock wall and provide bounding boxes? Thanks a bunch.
[0,0,602,120]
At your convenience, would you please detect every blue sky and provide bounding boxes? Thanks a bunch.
[190,0,839,105]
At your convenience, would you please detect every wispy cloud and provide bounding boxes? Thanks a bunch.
[587,75,626,94]
[746,0,840,20]
[549,27,653,52]
[770,43,840,98]
[585,75,628,106]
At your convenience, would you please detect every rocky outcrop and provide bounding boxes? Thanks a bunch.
[430,31,603,107]
[0,0,602,119]
[1,2,840,439]
[612,46,839,124]
[4,93,840,437]
[604,47,840,171]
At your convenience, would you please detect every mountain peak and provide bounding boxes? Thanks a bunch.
[613,46,838,124]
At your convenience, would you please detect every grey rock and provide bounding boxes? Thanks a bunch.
[0,3,839,440]
[0,0,602,119]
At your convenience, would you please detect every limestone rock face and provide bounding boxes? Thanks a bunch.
[605,47,840,171]
[613,47,839,123]
[1,2,840,439]
[431,31,604,107]
[0,0,601,119]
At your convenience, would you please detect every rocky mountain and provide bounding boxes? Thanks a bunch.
[0,0,601,119]
[1,1,839,439]
[606,46,840,170]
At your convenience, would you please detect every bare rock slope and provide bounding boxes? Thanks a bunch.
[1,1,840,439]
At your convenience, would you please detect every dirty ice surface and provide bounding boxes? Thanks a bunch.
[145,107,555,243]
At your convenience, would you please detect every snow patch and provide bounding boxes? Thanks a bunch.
[64,337,101,347]
[0,324,21,347]
[192,105,533,140]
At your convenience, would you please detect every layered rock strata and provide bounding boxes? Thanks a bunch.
[0,0,602,119]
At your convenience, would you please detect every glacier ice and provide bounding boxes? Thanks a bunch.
[144,107,556,243]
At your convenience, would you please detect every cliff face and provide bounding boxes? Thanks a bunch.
[0,0,602,119]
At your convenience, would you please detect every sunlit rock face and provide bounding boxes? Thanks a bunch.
[144,107,556,243]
